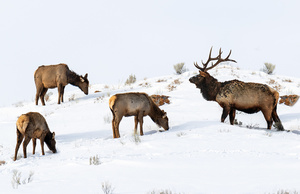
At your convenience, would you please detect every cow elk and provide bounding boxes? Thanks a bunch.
[189,47,284,130]
[34,63,89,105]
[14,112,57,161]
[109,92,169,138]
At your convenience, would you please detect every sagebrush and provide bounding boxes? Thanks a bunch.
[173,63,187,75]
[11,170,34,189]
[125,74,136,85]
[90,155,101,165]
[101,181,115,194]
[262,62,276,75]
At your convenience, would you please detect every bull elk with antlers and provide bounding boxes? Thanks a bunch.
[189,47,284,130]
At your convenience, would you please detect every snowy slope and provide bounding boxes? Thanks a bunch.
[0,65,300,194]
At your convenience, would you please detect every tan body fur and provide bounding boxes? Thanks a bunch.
[14,112,56,161]
[34,63,89,105]
[109,92,169,138]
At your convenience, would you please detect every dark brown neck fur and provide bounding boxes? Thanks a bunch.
[148,97,164,123]
[44,131,53,148]
[67,69,82,87]
[198,75,221,101]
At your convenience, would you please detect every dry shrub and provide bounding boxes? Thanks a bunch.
[262,62,276,74]
[273,84,282,92]
[68,94,76,101]
[139,82,152,88]
[89,155,101,165]
[44,92,53,102]
[283,79,292,83]
[173,79,182,85]
[125,74,136,85]
[150,95,170,106]
[173,62,187,75]
[103,113,112,123]
[157,79,167,83]
[101,181,115,194]
[279,95,299,106]
[167,84,176,92]
[267,79,282,91]
[166,79,182,92]
[268,79,276,85]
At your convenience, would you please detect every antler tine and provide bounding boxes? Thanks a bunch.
[204,48,236,72]
[218,48,223,59]
[194,47,236,72]
[200,46,221,71]
[224,50,237,63]
[194,62,205,71]
[201,47,213,67]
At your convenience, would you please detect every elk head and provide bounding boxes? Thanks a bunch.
[189,47,236,86]
[157,110,169,131]
[78,73,89,95]
[45,132,57,153]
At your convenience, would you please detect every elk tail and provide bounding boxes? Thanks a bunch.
[16,114,30,133]
[109,95,117,111]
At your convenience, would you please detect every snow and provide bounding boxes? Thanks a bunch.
[0,65,300,193]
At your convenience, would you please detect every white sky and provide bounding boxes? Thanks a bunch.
[0,0,299,106]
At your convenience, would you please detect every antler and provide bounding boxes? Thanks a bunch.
[194,47,237,72]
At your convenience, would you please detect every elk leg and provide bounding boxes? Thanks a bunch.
[221,107,230,123]
[262,109,273,130]
[40,136,46,155]
[32,138,37,155]
[116,117,121,138]
[22,136,31,159]
[138,112,144,136]
[272,107,284,131]
[112,117,116,138]
[134,115,138,134]
[40,88,48,106]
[35,87,43,105]
[61,86,65,103]
[110,110,117,138]
[14,130,24,161]
[229,109,236,125]
[113,114,122,138]
[57,84,63,104]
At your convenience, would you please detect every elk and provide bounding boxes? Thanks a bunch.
[34,63,89,105]
[189,47,284,130]
[109,92,169,138]
[14,112,57,161]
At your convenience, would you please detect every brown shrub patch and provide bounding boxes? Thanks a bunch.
[150,95,170,106]
[279,95,299,106]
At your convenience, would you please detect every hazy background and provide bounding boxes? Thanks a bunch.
[0,0,299,106]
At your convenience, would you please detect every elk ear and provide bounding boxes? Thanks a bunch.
[80,76,85,82]
[84,73,88,79]
[52,132,55,139]
[162,110,167,117]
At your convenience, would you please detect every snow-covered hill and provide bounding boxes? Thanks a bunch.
[0,65,300,193]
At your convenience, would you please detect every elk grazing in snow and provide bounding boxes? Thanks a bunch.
[14,112,57,161]
[34,63,89,105]
[109,92,169,138]
[189,48,284,130]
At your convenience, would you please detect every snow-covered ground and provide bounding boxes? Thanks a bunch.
[0,65,300,193]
